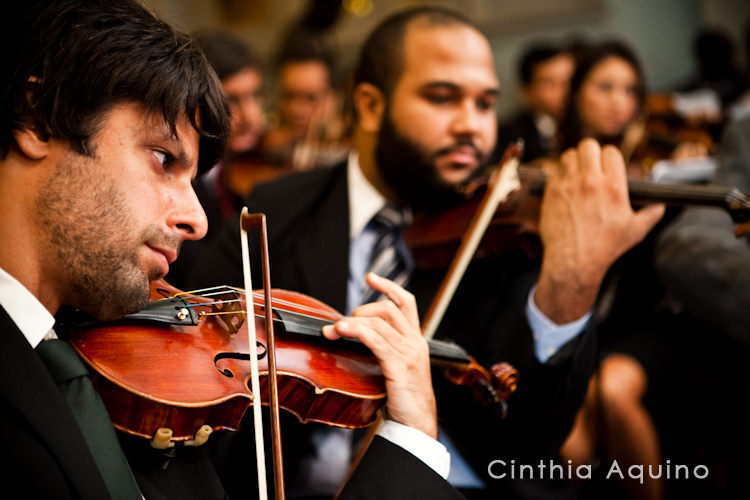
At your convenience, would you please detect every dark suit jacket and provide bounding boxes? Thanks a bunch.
[188,161,598,497]
[0,306,112,500]
[492,110,554,165]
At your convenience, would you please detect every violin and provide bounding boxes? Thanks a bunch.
[222,149,292,200]
[63,279,518,444]
[405,150,750,270]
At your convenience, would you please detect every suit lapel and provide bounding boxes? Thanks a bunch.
[0,307,111,499]
[293,165,350,313]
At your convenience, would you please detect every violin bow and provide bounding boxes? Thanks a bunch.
[421,140,524,340]
[240,209,285,500]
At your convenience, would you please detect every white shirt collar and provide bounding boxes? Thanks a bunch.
[0,266,55,348]
[347,151,388,239]
[534,112,557,140]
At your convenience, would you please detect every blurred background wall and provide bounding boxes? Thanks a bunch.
[146,0,749,118]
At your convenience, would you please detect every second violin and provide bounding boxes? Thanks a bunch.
[405,148,750,270]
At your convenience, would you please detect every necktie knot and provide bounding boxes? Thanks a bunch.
[360,204,413,304]
[371,204,410,232]
[36,338,89,383]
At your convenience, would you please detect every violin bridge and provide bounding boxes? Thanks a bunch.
[210,290,246,335]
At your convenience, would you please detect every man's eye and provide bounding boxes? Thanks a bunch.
[425,93,453,104]
[152,150,173,169]
[477,97,496,112]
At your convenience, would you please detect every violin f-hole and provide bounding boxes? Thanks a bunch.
[214,342,267,378]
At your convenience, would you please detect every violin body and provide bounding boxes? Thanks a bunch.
[405,180,543,269]
[67,280,385,442]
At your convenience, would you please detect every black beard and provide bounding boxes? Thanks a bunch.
[374,112,487,213]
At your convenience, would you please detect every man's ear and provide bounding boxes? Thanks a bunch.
[12,127,50,160]
[353,83,386,134]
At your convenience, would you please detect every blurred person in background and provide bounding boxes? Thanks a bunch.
[493,42,575,164]
[262,32,350,171]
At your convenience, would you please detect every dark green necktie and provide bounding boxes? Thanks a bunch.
[36,338,142,500]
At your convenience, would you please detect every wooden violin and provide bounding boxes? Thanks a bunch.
[62,279,518,444]
[405,150,750,270]
[222,150,292,200]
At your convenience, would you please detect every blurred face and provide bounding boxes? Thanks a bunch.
[577,56,640,137]
[277,61,332,133]
[36,102,207,320]
[523,53,574,119]
[374,22,498,209]
[223,67,264,154]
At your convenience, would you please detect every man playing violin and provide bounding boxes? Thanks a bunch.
[190,6,665,499]
[0,1,464,499]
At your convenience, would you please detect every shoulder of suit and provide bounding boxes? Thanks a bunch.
[245,162,348,233]
[248,162,347,207]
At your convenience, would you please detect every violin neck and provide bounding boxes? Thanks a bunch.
[627,181,750,221]
[274,307,472,364]
[426,339,472,364]
[529,176,750,223]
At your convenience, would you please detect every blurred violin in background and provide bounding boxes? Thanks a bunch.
[404,140,750,270]
[221,148,293,200]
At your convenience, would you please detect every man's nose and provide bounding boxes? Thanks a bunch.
[451,100,481,137]
[171,184,209,242]
[611,88,631,110]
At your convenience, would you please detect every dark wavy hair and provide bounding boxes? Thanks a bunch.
[194,30,262,82]
[353,6,479,99]
[1,0,230,173]
[558,40,646,151]
[518,43,568,86]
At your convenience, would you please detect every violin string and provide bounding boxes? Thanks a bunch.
[195,307,325,325]
[167,285,340,318]
[516,165,738,204]
[152,285,231,301]
[194,306,466,357]
[178,297,341,327]
[179,296,336,320]
[157,287,467,356]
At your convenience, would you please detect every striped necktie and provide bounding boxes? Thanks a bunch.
[360,204,412,304]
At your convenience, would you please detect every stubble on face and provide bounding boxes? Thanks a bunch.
[35,148,159,321]
[374,107,487,213]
